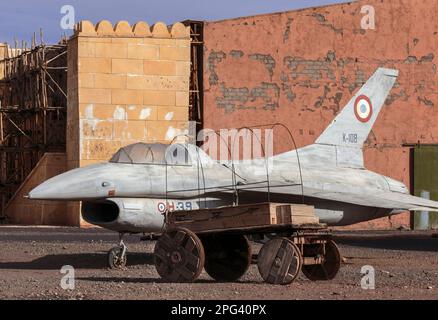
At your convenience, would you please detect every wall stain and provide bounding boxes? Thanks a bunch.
[418,96,434,107]
[209,47,437,114]
[216,82,280,112]
[386,90,408,105]
[310,13,343,34]
[207,50,226,86]
[249,53,276,78]
[230,50,244,58]
[283,18,293,43]
[284,51,336,80]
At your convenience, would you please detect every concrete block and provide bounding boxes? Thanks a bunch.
[114,120,147,140]
[146,121,176,141]
[80,104,118,119]
[78,41,96,57]
[127,44,159,60]
[159,45,190,61]
[81,139,122,160]
[143,90,176,106]
[79,88,112,104]
[176,61,191,76]
[175,91,189,106]
[94,74,127,89]
[159,76,189,91]
[157,106,188,121]
[78,73,94,88]
[79,37,112,43]
[111,89,143,105]
[143,60,176,76]
[145,38,177,46]
[127,105,158,120]
[95,42,127,58]
[78,57,111,73]
[128,75,188,91]
[80,119,114,139]
[126,75,148,90]
[112,58,143,74]
[111,38,145,44]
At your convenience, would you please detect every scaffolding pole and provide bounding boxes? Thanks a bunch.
[0,40,68,221]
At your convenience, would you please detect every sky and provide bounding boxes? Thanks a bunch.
[0,0,352,45]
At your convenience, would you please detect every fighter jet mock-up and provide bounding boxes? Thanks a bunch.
[28,68,438,239]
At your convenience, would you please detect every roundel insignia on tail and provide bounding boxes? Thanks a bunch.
[354,95,373,123]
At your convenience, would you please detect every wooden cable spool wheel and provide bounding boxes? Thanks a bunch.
[301,240,341,281]
[154,228,205,282]
[201,234,252,282]
[257,237,302,285]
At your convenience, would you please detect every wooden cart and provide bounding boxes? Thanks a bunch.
[153,203,341,285]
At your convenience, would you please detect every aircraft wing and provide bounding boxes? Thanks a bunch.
[301,187,438,212]
[233,180,438,212]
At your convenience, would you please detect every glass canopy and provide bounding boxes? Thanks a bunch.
[109,142,192,165]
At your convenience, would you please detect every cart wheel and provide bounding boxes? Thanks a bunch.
[302,240,341,281]
[154,228,205,282]
[201,234,251,282]
[257,237,302,285]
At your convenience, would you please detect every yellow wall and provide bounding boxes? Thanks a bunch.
[67,20,191,169]
[65,20,191,226]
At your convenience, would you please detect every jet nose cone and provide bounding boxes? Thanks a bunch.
[28,179,65,200]
[27,163,110,200]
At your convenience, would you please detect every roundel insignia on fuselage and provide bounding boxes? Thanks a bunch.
[157,202,166,213]
[354,95,373,123]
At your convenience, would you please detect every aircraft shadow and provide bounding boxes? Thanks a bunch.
[0,252,154,270]
[334,234,438,252]
[76,276,259,285]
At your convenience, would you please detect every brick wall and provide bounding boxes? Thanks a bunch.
[68,20,190,168]
[66,20,191,226]
[203,0,438,229]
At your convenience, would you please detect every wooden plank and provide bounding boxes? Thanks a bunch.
[167,202,319,233]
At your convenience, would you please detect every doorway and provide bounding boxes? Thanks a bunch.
[412,146,438,230]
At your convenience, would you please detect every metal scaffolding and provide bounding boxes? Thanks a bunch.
[0,41,68,220]
[183,20,204,136]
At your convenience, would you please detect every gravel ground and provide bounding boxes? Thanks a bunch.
[0,227,437,300]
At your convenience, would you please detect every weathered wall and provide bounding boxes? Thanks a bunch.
[68,20,190,168]
[203,0,438,229]
[67,20,191,226]
[5,153,69,225]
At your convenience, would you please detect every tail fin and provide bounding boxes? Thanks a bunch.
[315,67,398,148]
[274,68,398,169]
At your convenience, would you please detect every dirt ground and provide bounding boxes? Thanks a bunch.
[0,226,437,300]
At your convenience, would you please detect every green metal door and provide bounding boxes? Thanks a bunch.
[414,146,438,230]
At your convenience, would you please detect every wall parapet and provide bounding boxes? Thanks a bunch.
[74,20,190,39]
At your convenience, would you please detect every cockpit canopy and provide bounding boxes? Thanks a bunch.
[109,142,192,165]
